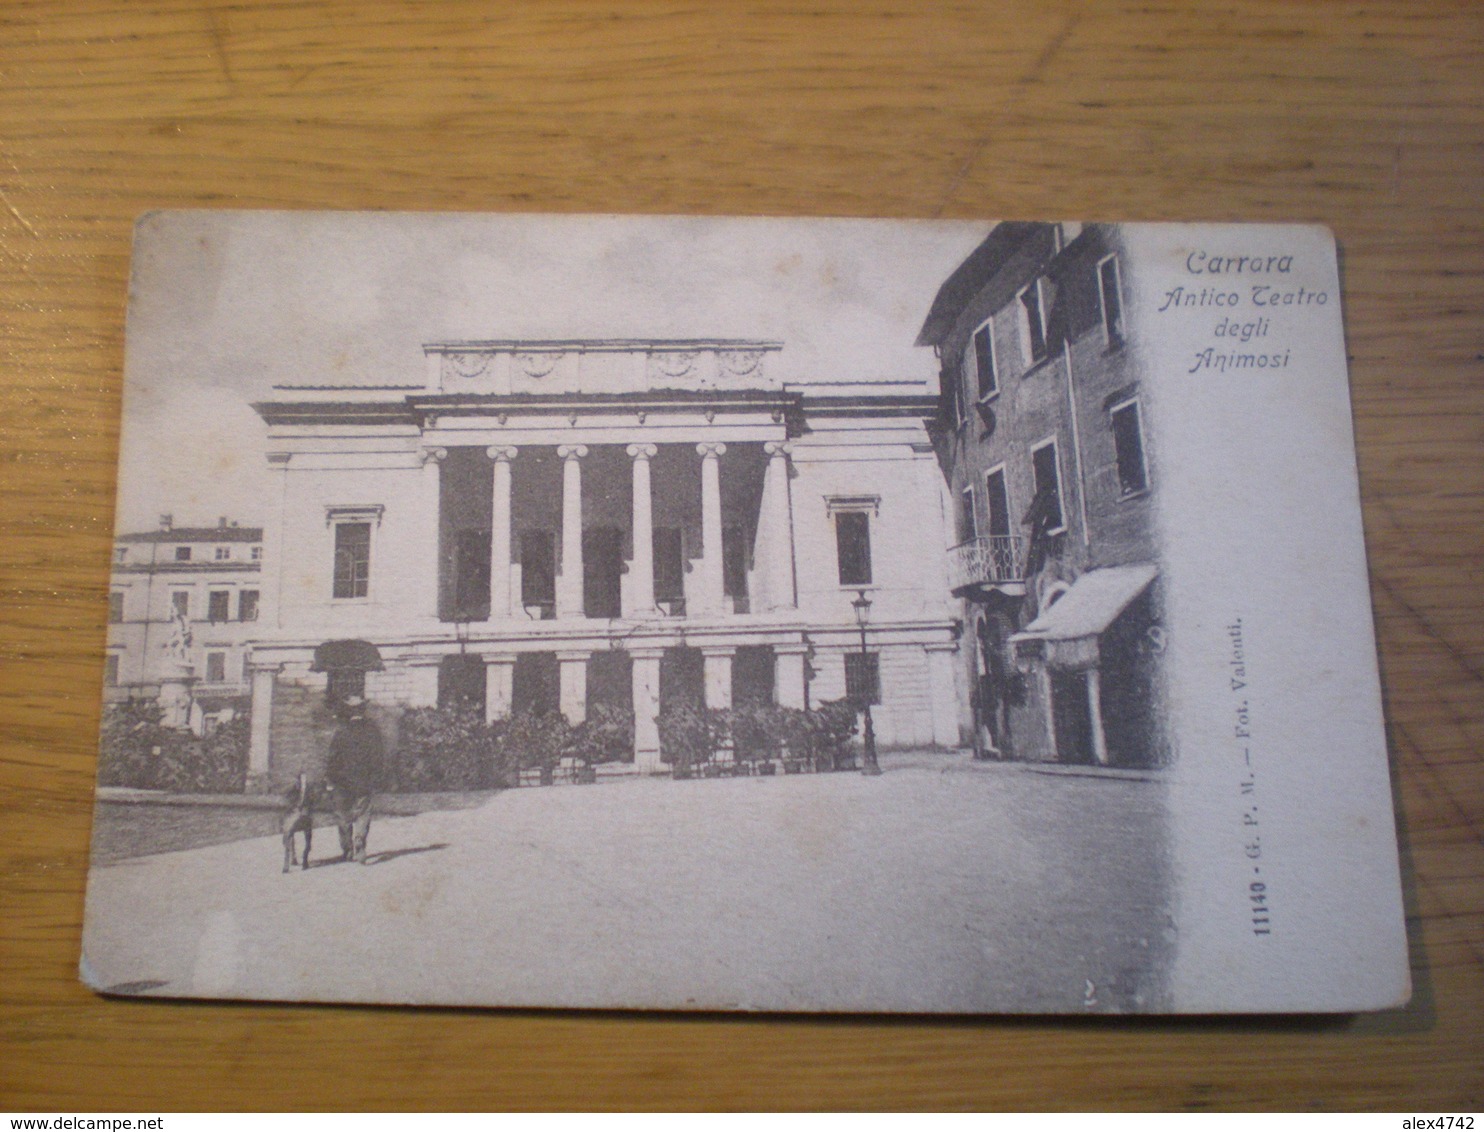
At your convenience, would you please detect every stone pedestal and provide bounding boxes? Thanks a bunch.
[630,648,663,772]
[558,650,590,724]
[484,653,516,722]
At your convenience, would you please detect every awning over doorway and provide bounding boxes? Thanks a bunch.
[1011,562,1158,645]
[311,638,384,672]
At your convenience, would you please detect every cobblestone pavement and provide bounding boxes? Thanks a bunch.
[82,753,1173,1013]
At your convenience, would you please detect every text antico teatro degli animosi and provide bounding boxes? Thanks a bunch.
[1154,250,1330,375]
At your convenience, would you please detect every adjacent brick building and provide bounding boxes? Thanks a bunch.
[920,222,1169,767]
[105,516,262,734]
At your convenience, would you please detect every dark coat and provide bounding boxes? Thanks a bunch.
[326,714,386,798]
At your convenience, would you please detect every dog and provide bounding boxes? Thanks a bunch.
[281,772,332,873]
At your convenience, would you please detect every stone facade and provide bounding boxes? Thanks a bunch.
[245,339,962,783]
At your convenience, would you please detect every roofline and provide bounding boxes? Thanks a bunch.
[915,221,1047,348]
[116,529,263,543]
[423,338,784,353]
[408,389,801,410]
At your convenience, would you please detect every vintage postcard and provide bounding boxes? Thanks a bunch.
[82,213,1409,1013]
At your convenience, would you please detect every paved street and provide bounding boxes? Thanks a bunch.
[82,753,1173,1013]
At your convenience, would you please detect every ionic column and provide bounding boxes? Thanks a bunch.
[926,642,961,749]
[696,442,726,616]
[1087,667,1110,766]
[247,662,279,778]
[420,446,447,620]
[627,443,657,617]
[774,643,808,709]
[556,444,588,619]
[487,446,518,620]
[484,653,517,722]
[763,441,797,611]
[558,649,590,724]
[630,648,664,772]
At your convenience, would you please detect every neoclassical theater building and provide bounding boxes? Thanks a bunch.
[245,338,963,779]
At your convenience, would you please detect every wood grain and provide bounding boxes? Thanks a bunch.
[1,0,1480,1111]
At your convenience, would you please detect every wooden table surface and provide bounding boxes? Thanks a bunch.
[1,0,1480,1112]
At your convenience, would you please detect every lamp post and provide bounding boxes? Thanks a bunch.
[851,588,882,776]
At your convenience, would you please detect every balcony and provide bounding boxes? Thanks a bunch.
[947,536,1027,597]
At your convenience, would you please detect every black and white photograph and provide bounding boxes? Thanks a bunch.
[81,213,1407,1014]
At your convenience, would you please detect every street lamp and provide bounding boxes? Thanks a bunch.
[851,588,882,776]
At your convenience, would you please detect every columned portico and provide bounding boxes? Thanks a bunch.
[487,445,518,621]
[253,335,961,782]
[556,444,587,619]
[626,443,657,617]
[697,442,726,615]
[558,649,590,723]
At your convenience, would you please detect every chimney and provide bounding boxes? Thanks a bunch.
[218,516,228,529]
[159,513,173,532]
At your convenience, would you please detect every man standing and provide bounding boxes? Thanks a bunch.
[326,694,385,865]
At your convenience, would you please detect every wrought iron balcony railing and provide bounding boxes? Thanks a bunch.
[947,535,1026,593]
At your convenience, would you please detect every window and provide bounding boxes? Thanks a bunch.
[520,530,556,617]
[722,525,750,609]
[653,528,685,612]
[174,546,192,562]
[834,511,873,587]
[1110,399,1149,496]
[1098,254,1125,346]
[238,590,259,622]
[205,652,226,684]
[958,487,977,544]
[108,591,124,624]
[1031,439,1066,534]
[104,654,119,686]
[208,590,230,623]
[844,652,881,707]
[1021,280,1048,365]
[171,591,190,620]
[251,546,263,561]
[985,466,1011,538]
[971,320,997,399]
[113,547,127,564]
[451,528,492,620]
[214,546,231,561]
[333,522,371,599]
